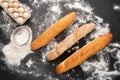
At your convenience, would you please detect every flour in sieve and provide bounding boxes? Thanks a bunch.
[2,26,33,66]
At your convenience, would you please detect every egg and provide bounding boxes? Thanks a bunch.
[0,0,3,3]
[8,2,13,7]
[18,7,25,13]
[16,17,24,25]
[13,1,19,8]
[2,2,8,8]
[9,0,17,2]
[13,12,19,18]
[8,7,14,14]
[23,12,31,19]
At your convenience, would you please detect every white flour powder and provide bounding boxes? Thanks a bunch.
[113,5,120,11]
[2,42,33,66]
[2,26,33,66]
[26,59,34,68]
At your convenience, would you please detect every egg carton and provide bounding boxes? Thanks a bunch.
[0,0,31,25]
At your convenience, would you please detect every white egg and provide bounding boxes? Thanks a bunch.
[18,7,25,13]
[2,2,8,8]
[23,12,31,19]
[16,17,24,25]
[8,2,13,7]
[13,12,19,18]
[13,1,19,8]
[0,0,3,3]
[8,7,14,14]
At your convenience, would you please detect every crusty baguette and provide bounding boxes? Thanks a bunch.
[46,23,95,61]
[30,12,76,50]
[55,32,112,75]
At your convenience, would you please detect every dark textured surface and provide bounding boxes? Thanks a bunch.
[0,0,120,80]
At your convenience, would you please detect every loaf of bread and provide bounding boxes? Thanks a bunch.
[31,12,76,50]
[46,23,95,61]
[55,32,112,75]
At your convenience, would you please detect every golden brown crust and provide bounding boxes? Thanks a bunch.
[46,23,95,61]
[30,12,76,50]
[55,32,112,75]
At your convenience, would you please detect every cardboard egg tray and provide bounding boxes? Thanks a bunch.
[0,0,31,25]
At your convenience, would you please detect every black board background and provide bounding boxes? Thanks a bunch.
[0,0,120,80]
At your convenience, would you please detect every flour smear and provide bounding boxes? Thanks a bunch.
[2,42,32,66]
[0,0,120,80]
[2,26,33,66]
[113,4,120,12]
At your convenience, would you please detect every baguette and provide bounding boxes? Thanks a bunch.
[55,32,112,75]
[46,23,95,61]
[31,12,76,50]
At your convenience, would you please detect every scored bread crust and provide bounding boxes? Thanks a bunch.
[30,12,76,50]
[46,23,95,61]
[55,32,112,75]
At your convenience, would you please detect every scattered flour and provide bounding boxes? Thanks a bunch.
[64,1,93,14]
[36,3,62,36]
[0,10,17,38]
[29,0,41,9]
[0,42,4,50]
[81,43,120,80]
[26,59,34,68]
[81,58,109,73]
[93,70,120,77]
[114,60,120,71]
[41,39,57,62]
[106,43,120,59]
[2,42,32,66]
[113,5,120,11]
[36,0,80,3]
[49,3,62,14]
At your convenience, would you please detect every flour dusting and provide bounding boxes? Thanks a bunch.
[113,5,120,11]
[0,10,17,38]
[2,26,33,66]
[41,39,57,62]
[64,1,93,14]
[81,59,109,73]
[26,59,34,68]
[29,0,41,9]
[2,42,32,66]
